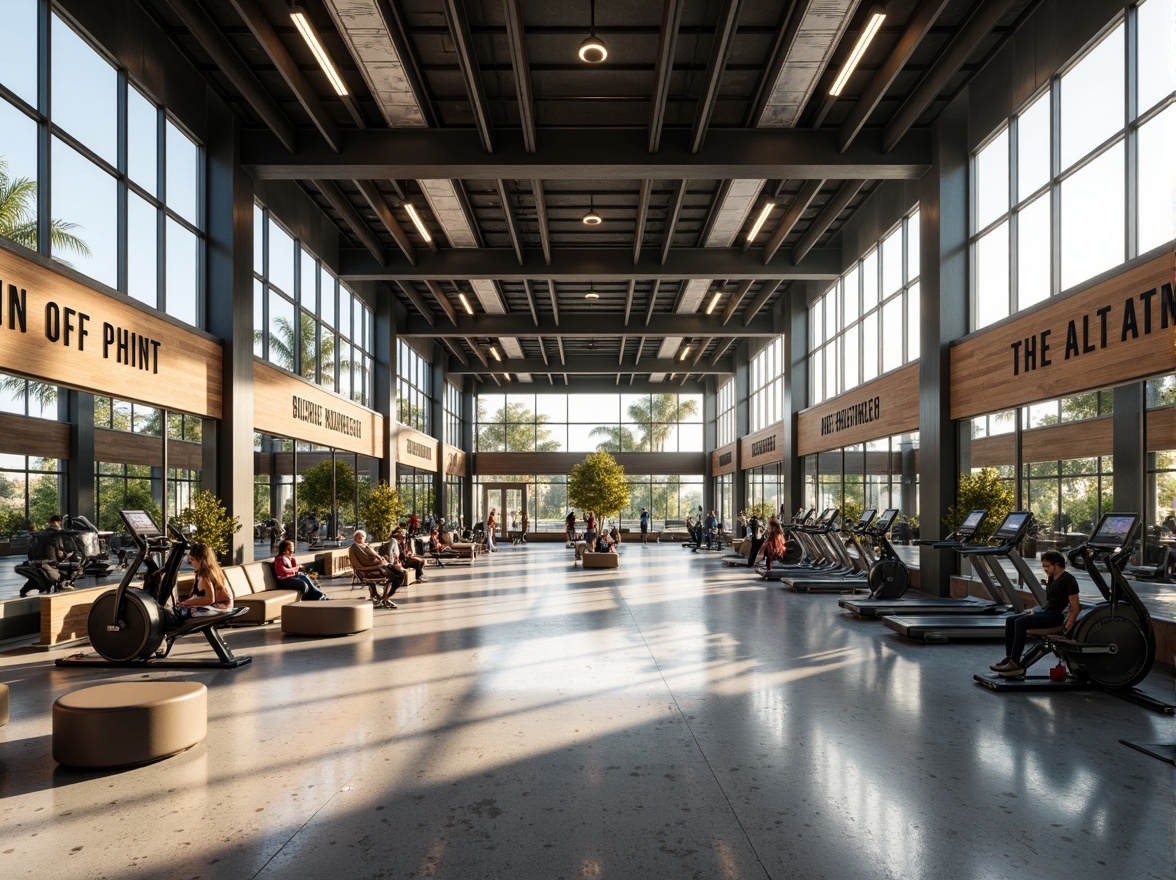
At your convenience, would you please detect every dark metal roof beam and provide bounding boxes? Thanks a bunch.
[741,279,781,325]
[448,356,733,375]
[314,180,385,265]
[547,279,560,326]
[241,128,932,179]
[533,179,552,265]
[395,280,435,327]
[709,337,736,366]
[356,180,416,265]
[884,0,1019,152]
[690,0,743,154]
[442,0,495,153]
[468,338,489,368]
[398,313,781,339]
[839,0,951,153]
[339,245,841,282]
[633,178,651,265]
[442,338,468,366]
[164,0,296,151]
[763,178,823,265]
[496,179,524,265]
[793,179,865,264]
[644,280,661,326]
[661,180,688,265]
[503,0,536,153]
[720,278,753,325]
[524,279,539,325]
[624,279,634,325]
[648,0,684,152]
[425,280,459,326]
[227,0,341,152]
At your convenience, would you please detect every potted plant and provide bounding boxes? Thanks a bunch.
[357,481,402,551]
[943,468,1015,546]
[568,451,631,554]
[172,490,242,561]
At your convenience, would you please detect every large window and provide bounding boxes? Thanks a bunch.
[253,204,374,406]
[444,381,462,447]
[749,338,785,431]
[476,393,703,453]
[0,7,205,324]
[716,379,735,446]
[397,340,431,431]
[971,0,1176,328]
[803,433,920,528]
[810,210,920,405]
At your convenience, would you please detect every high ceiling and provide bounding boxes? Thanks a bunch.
[141,0,1034,388]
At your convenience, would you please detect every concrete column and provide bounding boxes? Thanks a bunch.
[783,287,809,517]
[63,391,94,521]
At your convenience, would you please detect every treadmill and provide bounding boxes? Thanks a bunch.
[780,509,890,593]
[882,511,1044,642]
[839,509,1000,617]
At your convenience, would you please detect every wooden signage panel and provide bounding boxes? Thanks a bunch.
[951,253,1176,421]
[443,444,468,477]
[740,422,787,468]
[0,247,222,418]
[796,363,920,456]
[711,442,737,476]
[396,425,439,472]
[253,360,382,457]
[0,413,69,459]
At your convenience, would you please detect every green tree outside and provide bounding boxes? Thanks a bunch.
[299,459,357,517]
[477,401,562,452]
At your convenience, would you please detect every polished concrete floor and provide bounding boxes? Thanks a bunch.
[0,544,1172,879]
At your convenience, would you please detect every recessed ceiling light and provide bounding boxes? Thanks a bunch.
[578,0,608,63]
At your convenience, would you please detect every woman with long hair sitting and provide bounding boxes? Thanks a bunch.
[274,540,329,600]
[753,517,788,570]
[174,543,235,622]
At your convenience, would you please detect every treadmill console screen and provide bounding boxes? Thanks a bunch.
[1088,514,1139,548]
[873,509,899,532]
[992,512,1030,541]
[855,509,877,528]
[814,508,835,525]
[121,510,161,537]
[959,510,986,534]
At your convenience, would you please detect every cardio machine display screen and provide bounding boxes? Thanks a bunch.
[874,509,898,531]
[992,512,1030,540]
[1089,514,1138,548]
[960,511,985,532]
[122,510,160,537]
[856,509,877,527]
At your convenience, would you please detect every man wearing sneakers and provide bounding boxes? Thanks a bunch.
[991,550,1081,677]
[640,507,650,546]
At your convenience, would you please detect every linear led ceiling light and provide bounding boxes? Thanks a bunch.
[578,0,608,63]
[490,345,502,361]
[828,7,887,97]
[403,203,432,242]
[679,345,691,362]
[290,6,349,96]
[458,292,474,315]
[746,202,776,242]
[705,290,722,315]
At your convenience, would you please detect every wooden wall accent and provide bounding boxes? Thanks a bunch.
[1148,407,1175,452]
[796,363,920,456]
[711,442,737,476]
[969,433,1015,469]
[93,429,203,470]
[443,444,468,477]
[396,425,439,472]
[1021,417,1113,464]
[950,253,1176,421]
[0,413,69,458]
[740,423,787,468]
[253,360,382,457]
[474,451,706,477]
[0,248,222,418]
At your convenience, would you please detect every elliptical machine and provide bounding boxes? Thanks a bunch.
[16,515,111,596]
[57,510,251,670]
[863,509,911,599]
[973,512,1172,714]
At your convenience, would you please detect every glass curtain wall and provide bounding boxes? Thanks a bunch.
[1144,375,1175,579]
[746,463,784,519]
[397,466,435,520]
[0,6,205,324]
[971,0,1175,329]
[0,375,64,541]
[397,340,431,431]
[749,339,785,432]
[802,433,921,535]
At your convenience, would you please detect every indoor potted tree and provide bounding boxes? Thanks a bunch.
[357,481,402,552]
[172,490,242,562]
[568,451,631,561]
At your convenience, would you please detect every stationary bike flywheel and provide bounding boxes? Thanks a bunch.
[86,589,165,662]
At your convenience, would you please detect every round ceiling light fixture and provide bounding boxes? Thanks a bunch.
[585,290,600,300]
[578,0,608,63]
[582,193,603,226]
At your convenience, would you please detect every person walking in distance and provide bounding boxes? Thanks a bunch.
[640,507,650,546]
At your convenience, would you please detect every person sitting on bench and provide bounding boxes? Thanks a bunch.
[752,517,787,569]
[274,540,329,601]
[392,528,426,583]
[704,510,719,549]
[991,550,1080,678]
[173,543,234,623]
[348,530,405,608]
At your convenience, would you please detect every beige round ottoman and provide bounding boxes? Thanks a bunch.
[282,599,374,636]
[1,682,9,726]
[53,682,207,769]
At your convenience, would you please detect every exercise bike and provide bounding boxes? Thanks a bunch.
[16,515,111,597]
[973,512,1172,715]
[57,509,251,670]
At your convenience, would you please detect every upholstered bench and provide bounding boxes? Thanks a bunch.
[583,551,619,569]
[230,562,300,624]
[1,682,8,726]
[282,599,373,636]
[52,681,207,769]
